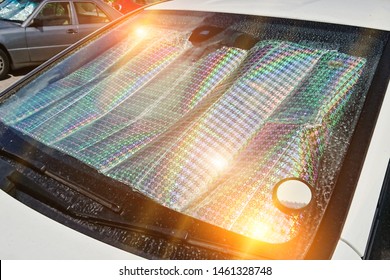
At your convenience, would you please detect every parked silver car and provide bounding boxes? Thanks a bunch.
[0,0,122,79]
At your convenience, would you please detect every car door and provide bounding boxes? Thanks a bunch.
[73,1,111,41]
[25,1,79,63]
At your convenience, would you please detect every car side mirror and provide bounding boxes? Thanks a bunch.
[29,18,43,27]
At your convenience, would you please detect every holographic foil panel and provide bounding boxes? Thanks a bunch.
[108,42,326,209]
[0,1,37,21]
[269,51,367,125]
[51,47,247,170]
[186,123,326,243]
[2,29,163,127]
[186,51,366,243]
[17,33,191,144]
[0,37,366,245]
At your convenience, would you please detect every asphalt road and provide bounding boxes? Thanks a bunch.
[0,67,34,93]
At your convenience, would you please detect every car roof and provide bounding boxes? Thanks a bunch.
[148,0,390,31]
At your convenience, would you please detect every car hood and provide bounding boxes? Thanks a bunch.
[150,0,390,31]
[0,19,21,30]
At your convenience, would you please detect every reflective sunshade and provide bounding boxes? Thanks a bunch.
[0,11,384,257]
[0,0,38,21]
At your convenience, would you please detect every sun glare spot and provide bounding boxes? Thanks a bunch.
[250,222,272,241]
[134,27,148,38]
[210,154,229,172]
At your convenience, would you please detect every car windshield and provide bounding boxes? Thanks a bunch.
[0,10,387,258]
[0,0,39,22]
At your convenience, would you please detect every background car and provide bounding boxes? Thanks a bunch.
[106,0,143,14]
[0,0,122,79]
[104,0,161,14]
[0,0,389,260]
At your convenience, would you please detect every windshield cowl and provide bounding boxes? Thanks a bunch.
[0,18,23,26]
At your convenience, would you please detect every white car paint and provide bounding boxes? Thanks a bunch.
[148,0,390,31]
[0,0,389,259]
[0,191,142,259]
[331,239,361,260]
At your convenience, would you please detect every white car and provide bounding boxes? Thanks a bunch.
[0,0,389,260]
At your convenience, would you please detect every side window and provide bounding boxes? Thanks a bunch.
[36,2,71,26]
[75,2,110,24]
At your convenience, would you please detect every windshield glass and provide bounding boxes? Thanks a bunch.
[0,10,387,258]
[0,0,39,22]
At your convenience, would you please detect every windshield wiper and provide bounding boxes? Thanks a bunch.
[0,145,121,213]
[3,167,260,259]
[0,154,262,259]
[1,162,189,239]
[0,131,263,259]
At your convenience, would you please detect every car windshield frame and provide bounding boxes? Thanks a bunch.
[0,9,389,260]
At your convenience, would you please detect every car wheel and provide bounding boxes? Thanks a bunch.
[0,49,10,80]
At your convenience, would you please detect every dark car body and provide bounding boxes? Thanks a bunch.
[109,0,143,14]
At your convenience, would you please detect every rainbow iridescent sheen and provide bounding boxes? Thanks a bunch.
[53,46,247,170]
[22,34,191,144]
[0,37,366,244]
[2,30,162,127]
